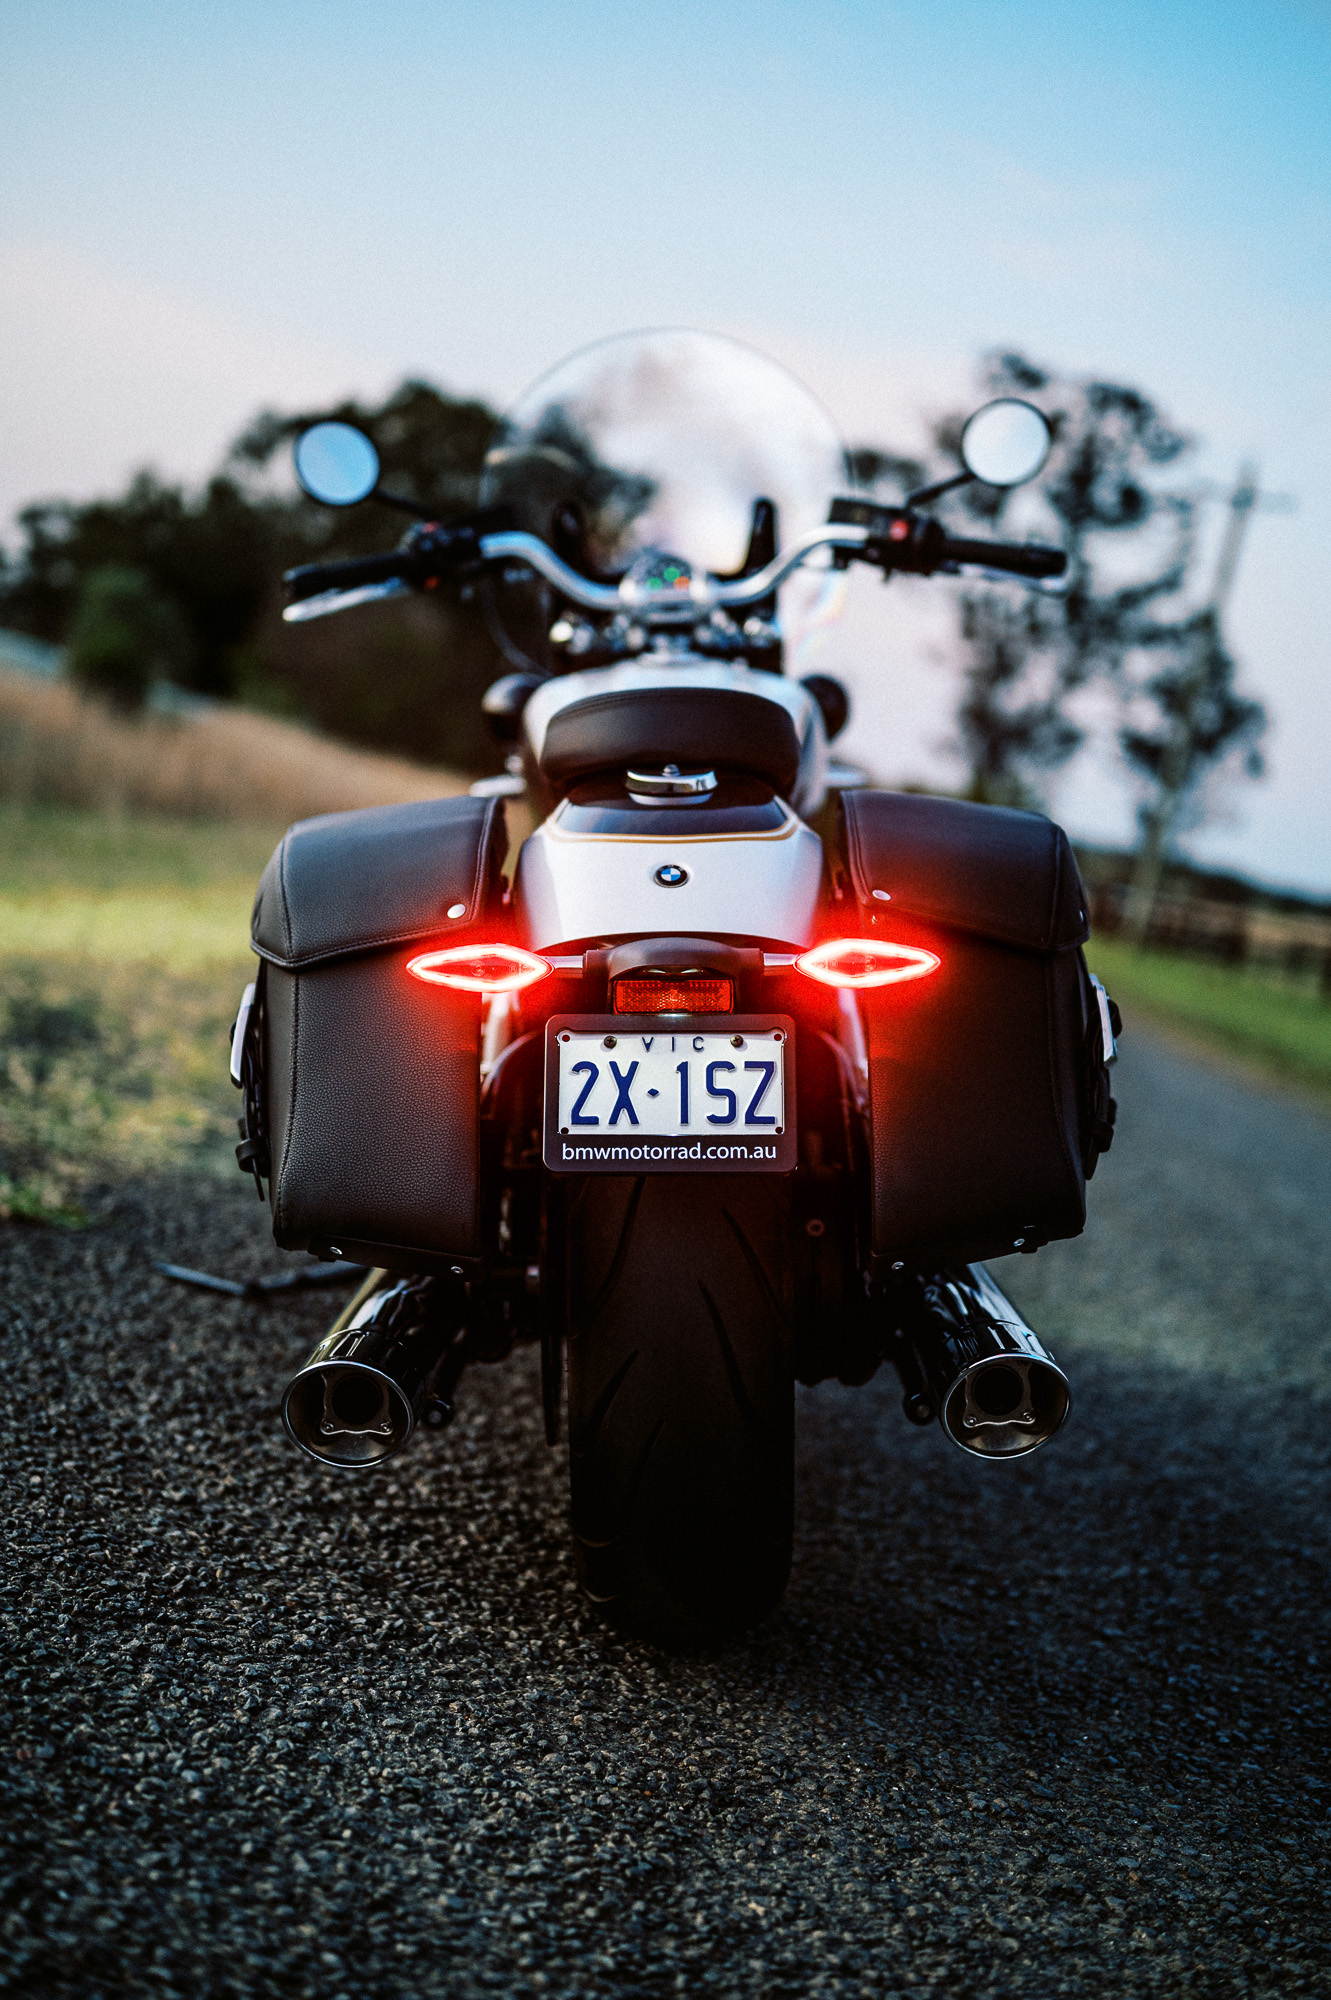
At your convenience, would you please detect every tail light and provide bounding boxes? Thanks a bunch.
[613,976,734,1015]
[406,943,551,995]
[794,938,940,989]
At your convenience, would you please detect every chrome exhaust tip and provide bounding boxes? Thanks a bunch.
[892,1264,1070,1459]
[283,1272,464,1468]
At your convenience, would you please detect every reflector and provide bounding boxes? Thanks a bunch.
[794,938,940,989]
[406,943,551,994]
[613,977,734,1015]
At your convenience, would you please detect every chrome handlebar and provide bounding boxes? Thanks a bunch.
[474,525,872,612]
[282,518,1063,625]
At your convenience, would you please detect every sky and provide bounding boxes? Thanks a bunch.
[2,0,1329,887]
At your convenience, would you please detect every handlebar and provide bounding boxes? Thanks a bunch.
[285,551,414,603]
[282,510,1066,623]
[935,535,1066,580]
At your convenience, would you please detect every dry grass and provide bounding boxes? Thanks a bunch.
[0,666,467,823]
[0,676,507,1220]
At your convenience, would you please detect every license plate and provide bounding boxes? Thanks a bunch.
[543,1016,796,1174]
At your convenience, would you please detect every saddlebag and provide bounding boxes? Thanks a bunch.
[835,790,1115,1269]
[239,794,508,1272]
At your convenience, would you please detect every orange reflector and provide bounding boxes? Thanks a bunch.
[406,943,551,995]
[613,977,734,1015]
[794,938,940,989]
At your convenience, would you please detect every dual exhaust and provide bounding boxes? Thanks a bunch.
[889,1264,1070,1459]
[284,1261,1067,1472]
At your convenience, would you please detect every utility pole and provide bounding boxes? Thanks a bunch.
[1123,465,1286,947]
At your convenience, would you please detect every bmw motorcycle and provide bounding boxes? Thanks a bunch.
[231,331,1118,1642]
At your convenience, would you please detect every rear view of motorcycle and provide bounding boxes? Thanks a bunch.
[231,330,1119,1643]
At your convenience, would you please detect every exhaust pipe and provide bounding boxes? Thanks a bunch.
[283,1271,466,1468]
[890,1264,1070,1459]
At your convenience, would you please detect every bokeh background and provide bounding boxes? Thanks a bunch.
[2,0,1328,882]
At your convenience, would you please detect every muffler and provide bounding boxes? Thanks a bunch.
[283,1271,466,1468]
[890,1264,1070,1459]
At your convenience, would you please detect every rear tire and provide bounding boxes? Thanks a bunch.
[565,1173,794,1643]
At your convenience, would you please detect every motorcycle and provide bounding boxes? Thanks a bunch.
[230,330,1118,1642]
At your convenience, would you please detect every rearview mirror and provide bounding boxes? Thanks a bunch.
[293,422,381,507]
[959,399,1051,489]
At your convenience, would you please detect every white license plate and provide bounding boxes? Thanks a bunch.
[543,1016,796,1173]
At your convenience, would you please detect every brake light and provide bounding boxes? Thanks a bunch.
[794,939,940,989]
[613,977,733,1015]
[406,943,551,994]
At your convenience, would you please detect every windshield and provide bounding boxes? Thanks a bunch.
[479,328,849,671]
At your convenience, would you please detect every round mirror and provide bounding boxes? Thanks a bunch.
[293,422,380,506]
[959,399,1051,488]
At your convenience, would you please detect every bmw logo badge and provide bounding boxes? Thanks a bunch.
[653,863,689,887]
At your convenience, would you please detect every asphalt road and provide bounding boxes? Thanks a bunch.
[2,1027,1328,1997]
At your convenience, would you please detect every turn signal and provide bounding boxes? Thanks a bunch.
[794,939,940,989]
[613,977,733,1015]
[406,943,551,994]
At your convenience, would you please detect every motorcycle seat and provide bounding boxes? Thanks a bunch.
[532,683,804,795]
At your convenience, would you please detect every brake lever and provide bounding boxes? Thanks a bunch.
[283,579,411,623]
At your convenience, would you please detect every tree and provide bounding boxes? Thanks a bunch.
[1118,467,1269,940]
[853,353,1198,807]
[952,591,1081,807]
[0,379,512,772]
[66,565,192,711]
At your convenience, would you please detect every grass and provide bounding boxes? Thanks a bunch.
[1088,935,1331,1099]
[0,664,466,823]
[0,673,472,1223]
[0,809,276,1223]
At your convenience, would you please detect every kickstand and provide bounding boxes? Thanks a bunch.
[153,1259,368,1300]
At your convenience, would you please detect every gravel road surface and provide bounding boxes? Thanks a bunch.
[2,1027,1328,1997]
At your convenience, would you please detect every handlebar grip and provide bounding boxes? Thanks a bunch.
[939,536,1067,580]
[284,552,408,603]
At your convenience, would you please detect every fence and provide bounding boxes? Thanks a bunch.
[1089,882,1331,995]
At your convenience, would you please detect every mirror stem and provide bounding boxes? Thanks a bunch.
[905,469,975,510]
[375,489,436,520]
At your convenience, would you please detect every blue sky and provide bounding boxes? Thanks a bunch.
[2,0,1328,884]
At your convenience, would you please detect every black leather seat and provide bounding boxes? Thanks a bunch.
[536,685,802,796]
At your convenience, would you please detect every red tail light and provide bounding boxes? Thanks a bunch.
[406,943,551,995]
[613,977,734,1015]
[794,938,940,989]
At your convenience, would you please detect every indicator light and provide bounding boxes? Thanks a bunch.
[406,944,551,995]
[793,939,940,989]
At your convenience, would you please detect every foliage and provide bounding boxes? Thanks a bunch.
[1120,604,1266,811]
[948,354,1199,804]
[0,380,510,772]
[849,353,1268,834]
[953,590,1081,807]
[7,473,276,698]
[65,564,192,711]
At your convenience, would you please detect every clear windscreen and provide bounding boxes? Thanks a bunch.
[479,328,849,670]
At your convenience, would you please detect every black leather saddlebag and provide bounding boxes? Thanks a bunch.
[241,795,508,1271]
[835,790,1114,1269]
